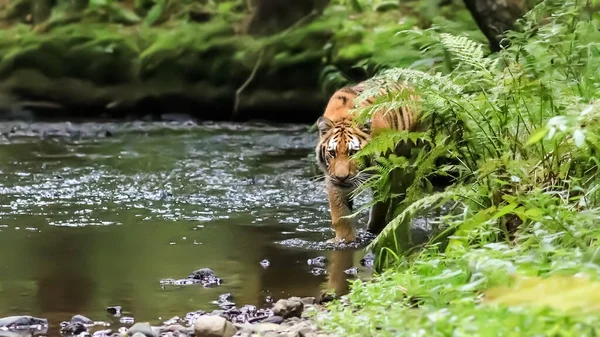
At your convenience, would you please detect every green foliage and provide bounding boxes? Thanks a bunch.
[353,0,600,255]
[318,1,600,335]
[319,0,484,97]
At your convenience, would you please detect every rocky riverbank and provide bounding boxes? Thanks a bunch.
[0,252,379,337]
[0,296,328,337]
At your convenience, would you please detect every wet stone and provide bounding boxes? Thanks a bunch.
[272,298,303,319]
[360,252,375,267]
[306,256,327,268]
[162,316,180,326]
[173,279,197,286]
[106,306,121,316]
[92,329,112,337]
[310,268,326,276]
[71,315,94,325]
[120,317,135,325]
[194,315,236,337]
[0,316,48,330]
[161,268,222,288]
[127,322,156,337]
[300,297,316,305]
[184,310,206,326]
[212,293,235,309]
[259,259,270,268]
[344,267,358,275]
[60,322,87,336]
[261,316,284,324]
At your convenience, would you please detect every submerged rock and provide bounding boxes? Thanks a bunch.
[194,315,236,337]
[309,268,326,276]
[212,293,235,309]
[259,259,270,268]
[106,306,122,316]
[306,256,327,268]
[162,268,222,288]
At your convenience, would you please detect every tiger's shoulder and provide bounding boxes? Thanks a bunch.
[321,82,369,122]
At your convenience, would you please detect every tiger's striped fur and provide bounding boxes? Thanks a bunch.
[315,80,422,243]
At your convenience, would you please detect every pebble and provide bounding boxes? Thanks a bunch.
[119,317,135,325]
[306,256,327,268]
[106,306,122,316]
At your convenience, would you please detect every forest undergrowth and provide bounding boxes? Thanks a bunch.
[314,1,600,335]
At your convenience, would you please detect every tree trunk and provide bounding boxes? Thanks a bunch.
[463,0,528,52]
[32,0,54,24]
[243,0,331,35]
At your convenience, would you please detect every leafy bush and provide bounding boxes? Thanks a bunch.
[349,0,600,260]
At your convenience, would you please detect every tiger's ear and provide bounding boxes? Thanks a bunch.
[317,117,333,136]
[360,120,372,134]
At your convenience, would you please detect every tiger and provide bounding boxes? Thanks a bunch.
[315,79,423,243]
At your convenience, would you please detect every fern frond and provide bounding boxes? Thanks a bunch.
[366,187,471,252]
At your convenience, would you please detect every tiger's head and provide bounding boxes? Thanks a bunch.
[315,116,371,189]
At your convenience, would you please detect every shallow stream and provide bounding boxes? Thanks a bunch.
[0,121,373,336]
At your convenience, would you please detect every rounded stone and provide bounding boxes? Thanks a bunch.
[193,315,236,337]
[272,298,303,319]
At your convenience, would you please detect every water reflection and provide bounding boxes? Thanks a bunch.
[324,249,356,298]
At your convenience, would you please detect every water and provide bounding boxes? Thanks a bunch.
[0,121,373,335]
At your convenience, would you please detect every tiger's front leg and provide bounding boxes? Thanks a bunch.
[367,198,390,235]
[326,182,357,243]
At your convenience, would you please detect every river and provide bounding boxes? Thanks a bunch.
[0,120,373,336]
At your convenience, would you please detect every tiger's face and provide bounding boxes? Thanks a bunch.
[316,116,371,190]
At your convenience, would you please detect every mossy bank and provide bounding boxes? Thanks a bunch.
[0,0,482,123]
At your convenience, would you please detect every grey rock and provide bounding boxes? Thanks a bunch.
[60,322,87,335]
[261,316,284,324]
[306,256,327,268]
[71,315,94,324]
[0,331,23,337]
[132,333,147,337]
[127,322,156,337]
[158,324,193,336]
[300,297,316,305]
[92,329,112,337]
[120,317,135,325]
[0,315,48,328]
[310,267,326,276]
[194,315,236,337]
[106,306,121,316]
[272,298,303,319]
[344,267,358,275]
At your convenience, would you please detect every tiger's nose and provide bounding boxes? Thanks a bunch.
[335,174,349,182]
